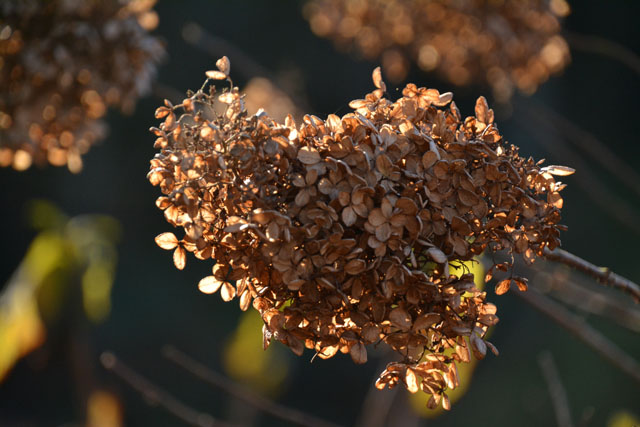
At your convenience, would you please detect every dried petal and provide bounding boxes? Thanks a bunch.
[405,368,419,393]
[206,70,227,80]
[350,342,367,364]
[220,281,236,301]
[495,279,511,295]
[155,232,179,250]
[198,276,223,294]
[173,246,186,270]
[427,247,447,264]
[297,146,321,164]
[216,56,230,75]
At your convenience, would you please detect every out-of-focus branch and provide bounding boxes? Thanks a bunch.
[538,351,573,427]
[100,352,228,427]
[513,109,640,236]
[564,31,640,76]
[522,102,640,199]
[531,267,640,332]
[163,346,342,427]
[543,248,640,303]
[515,289,640,384]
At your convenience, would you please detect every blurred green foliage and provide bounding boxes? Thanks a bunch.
[0,201,119,381]
[223,309,290,395]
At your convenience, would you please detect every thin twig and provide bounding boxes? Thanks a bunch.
[521,101,640,199]
[515,289,640,384]
[538,351,573,427]
[564,31,640,76]
[543,248,640,303]
[512,109,640,236]
[162,345,342,427]
[100,352,229,427]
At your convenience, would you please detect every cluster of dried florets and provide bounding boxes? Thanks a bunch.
[0,0,164,172]
[148,57,571,409]
[304,0,570,101]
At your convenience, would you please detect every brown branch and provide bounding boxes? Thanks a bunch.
[564,31,640,76]
[538,351,573,427]
[515,289,640,384]
[100,352,231,427]
[543,248,640,303]
[162,345,343,427]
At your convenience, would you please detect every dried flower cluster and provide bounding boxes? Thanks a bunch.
[304,0,570,101]
[148,57,572,409]
[0,0,164,172]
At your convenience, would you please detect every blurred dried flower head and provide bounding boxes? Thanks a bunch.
[148,57,572,409]
[242,77,302,124]
[304,0,571,101]
[0,0,164,172]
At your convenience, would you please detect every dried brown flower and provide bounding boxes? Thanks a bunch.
[0,0,164,172]
[148,57,572,409]
[304,0,571,101]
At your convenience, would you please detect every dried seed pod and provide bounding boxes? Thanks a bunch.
[148,58,572,409]
[304,0,571,101]
[0,0,165,172]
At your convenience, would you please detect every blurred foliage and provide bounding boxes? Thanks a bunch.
[0,200,119,382]
[608,410,640,427]
[409,257,486,418]
[86,389,123,427]
[223,309,290,395]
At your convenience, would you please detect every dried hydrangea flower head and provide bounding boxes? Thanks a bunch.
[0,0,164,172]
[304,0,570,101]
[148,57,572,409]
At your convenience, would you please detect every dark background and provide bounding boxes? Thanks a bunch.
[0,1,638,426]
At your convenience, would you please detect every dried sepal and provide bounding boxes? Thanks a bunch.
[372,66,386,92]
[216,56,231,75]
[495,279,512,295]
[220,282,236,302]
[198,276,224,294]
[513,277,529,292]
[405,368,419,393]
[541,165,576,176]
[349,342,367,364]
[173,246,186,270]
[206,70,228,80]
[155,232,179,250]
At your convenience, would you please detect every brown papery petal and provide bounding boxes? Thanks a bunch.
[173,246,186,270]
[155,232,179,250]
[297,146,321,164]
[198,276,223,294]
